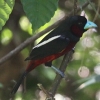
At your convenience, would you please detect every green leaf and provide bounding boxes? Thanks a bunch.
[75,75,100,91]
[0,0,15,30]
[21,0,58,32]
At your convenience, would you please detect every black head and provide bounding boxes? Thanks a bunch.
[69,15,87,37]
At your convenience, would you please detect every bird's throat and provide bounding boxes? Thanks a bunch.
[71,25,84,37]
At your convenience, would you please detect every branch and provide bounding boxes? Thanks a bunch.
[49,50,73,97]
[47,0,93,98]
[0,0,92,65]
[37,51,73,100]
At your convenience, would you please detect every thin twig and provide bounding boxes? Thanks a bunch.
[74,0,78,15]
[0,0,92,66]
[93,0,100,21]
[88,0,100,19]
[37,84,51,98]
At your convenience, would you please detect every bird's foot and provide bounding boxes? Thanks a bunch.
[51,66,65,78]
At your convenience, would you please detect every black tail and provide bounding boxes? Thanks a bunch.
[11,71,27,95]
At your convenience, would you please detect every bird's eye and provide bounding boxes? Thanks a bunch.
[78,22,82,25]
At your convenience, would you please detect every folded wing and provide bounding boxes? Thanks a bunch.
[25,35,70,60]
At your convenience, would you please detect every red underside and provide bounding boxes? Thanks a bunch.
[26,42,76,72]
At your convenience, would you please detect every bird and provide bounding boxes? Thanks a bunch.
[11,15,97,95]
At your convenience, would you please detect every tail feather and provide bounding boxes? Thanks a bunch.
[11,71,27,95]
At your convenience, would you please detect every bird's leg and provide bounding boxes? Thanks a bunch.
[51,66,65,78]
[45,62,65,78]
[51,47,75,78]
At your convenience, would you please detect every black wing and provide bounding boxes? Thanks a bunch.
[25,35,70,60]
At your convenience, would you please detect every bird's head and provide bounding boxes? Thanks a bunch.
[69,15,97,37]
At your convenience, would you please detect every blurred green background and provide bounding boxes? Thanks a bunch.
[0,0,100,100]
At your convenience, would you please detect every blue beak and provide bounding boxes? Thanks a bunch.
[84,21,97,29]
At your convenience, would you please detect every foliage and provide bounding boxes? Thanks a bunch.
[21,0,58,32]
[0,0,15,30]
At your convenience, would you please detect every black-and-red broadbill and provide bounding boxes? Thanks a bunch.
[11,15,97,94]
